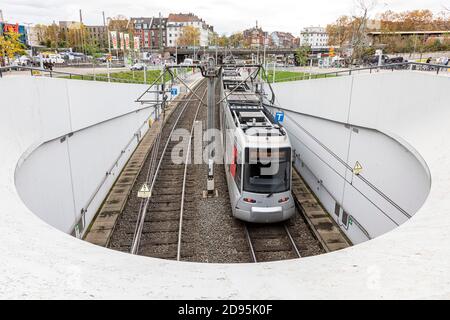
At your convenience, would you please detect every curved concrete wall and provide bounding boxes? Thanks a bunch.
[0,72,449,299]
[8,77,153,236]
[268,75,432,243]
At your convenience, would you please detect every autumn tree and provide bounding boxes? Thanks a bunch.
[44,23,61,48]
[66,24,90,52]
[229,32,244,48]
[375,9,450,53]
[326,16,353,49]
[108,15,132,33]
[0,32,26,66]
[209,32,219,46]
[178,26,200,46]
[33,24,49,46]
[217,34,229,47]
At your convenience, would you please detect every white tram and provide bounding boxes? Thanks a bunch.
[219,67,295,223]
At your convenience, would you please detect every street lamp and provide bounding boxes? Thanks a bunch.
[23,22,33,57]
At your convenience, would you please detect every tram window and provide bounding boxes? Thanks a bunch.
[235,162,242,193]
[342,211,349,227]
[334,203,340,217]
[232,145,242,192]
[243,148,291,194]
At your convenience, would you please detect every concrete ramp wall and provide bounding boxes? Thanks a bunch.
[269,72,443,243]
[5,77,153,236]
[0,72,449,299]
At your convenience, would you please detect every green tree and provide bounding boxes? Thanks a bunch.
[295,46,310,66]
[0,32,26,66]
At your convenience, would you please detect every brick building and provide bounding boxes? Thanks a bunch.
[271,31,296,48]
[243,23,268,48]
[130,17,167,51]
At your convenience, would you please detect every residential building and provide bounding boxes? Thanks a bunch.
[243,22,268,48]
[130,17,167,51]
[300,26,329,48]
[27,26,42,47]
[85,25,108,49]
[166,13,213,47]
[271,31,296,48]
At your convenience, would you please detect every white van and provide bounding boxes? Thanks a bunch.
[182,58,193,65]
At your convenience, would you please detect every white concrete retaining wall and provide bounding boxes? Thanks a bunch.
[0,72,449,299]
[268,74,432,243]
[9,77,153,236]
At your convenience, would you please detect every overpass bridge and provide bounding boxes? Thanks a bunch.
[165,46,332,60]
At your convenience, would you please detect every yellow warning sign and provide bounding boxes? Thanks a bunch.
[138,183,151,198]
[353,161,363,175]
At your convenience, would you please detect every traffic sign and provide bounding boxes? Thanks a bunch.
[275,112,285,123]
[353,161,363,175]
[171,88,178,96]
[138,183,151,198]
[329,47,335,58]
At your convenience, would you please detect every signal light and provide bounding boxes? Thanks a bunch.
[278,197,290,204]
[243,198,257,204]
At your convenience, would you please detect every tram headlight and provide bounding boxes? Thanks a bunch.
[278,197,290,204]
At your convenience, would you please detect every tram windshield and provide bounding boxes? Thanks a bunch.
[243,148,291,194]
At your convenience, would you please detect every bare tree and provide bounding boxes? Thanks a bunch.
[350,0,378,63]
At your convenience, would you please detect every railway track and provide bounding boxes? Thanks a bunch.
[130,81,208,260]
[244,223,302,263]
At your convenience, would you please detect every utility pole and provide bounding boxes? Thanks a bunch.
[193,38,196,61]
[23,23,33,55]
[0,10,4,23]
[103,11,111,82]
[159,12,163,51]
[103,11,111,54]
[79,9,85,54]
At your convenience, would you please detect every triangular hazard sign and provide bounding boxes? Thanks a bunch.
[353,161,363,175]
[138,184,151,198]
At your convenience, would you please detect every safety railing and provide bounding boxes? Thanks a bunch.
[268,61,449,83]
[0,65,196,86]
[0,65,147,83]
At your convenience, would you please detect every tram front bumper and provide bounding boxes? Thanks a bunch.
[235,203,296,223]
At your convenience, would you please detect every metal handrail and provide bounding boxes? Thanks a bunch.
[268,61,449,83]
[0,65,148,84]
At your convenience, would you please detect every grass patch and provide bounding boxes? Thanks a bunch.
[64,68,193,84]
[265,70,338,83]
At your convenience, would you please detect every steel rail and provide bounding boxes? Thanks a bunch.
[244,225,258,263]
[177,87,208,261]
[284,225,301,258]
[130,80,206,255]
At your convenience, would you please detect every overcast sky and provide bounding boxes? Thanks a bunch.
[1,0,448,35]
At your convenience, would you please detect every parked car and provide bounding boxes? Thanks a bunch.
[13,55,31,66]
[362,55,389,66]
[41,53,65,64]
[130,63,146,71]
